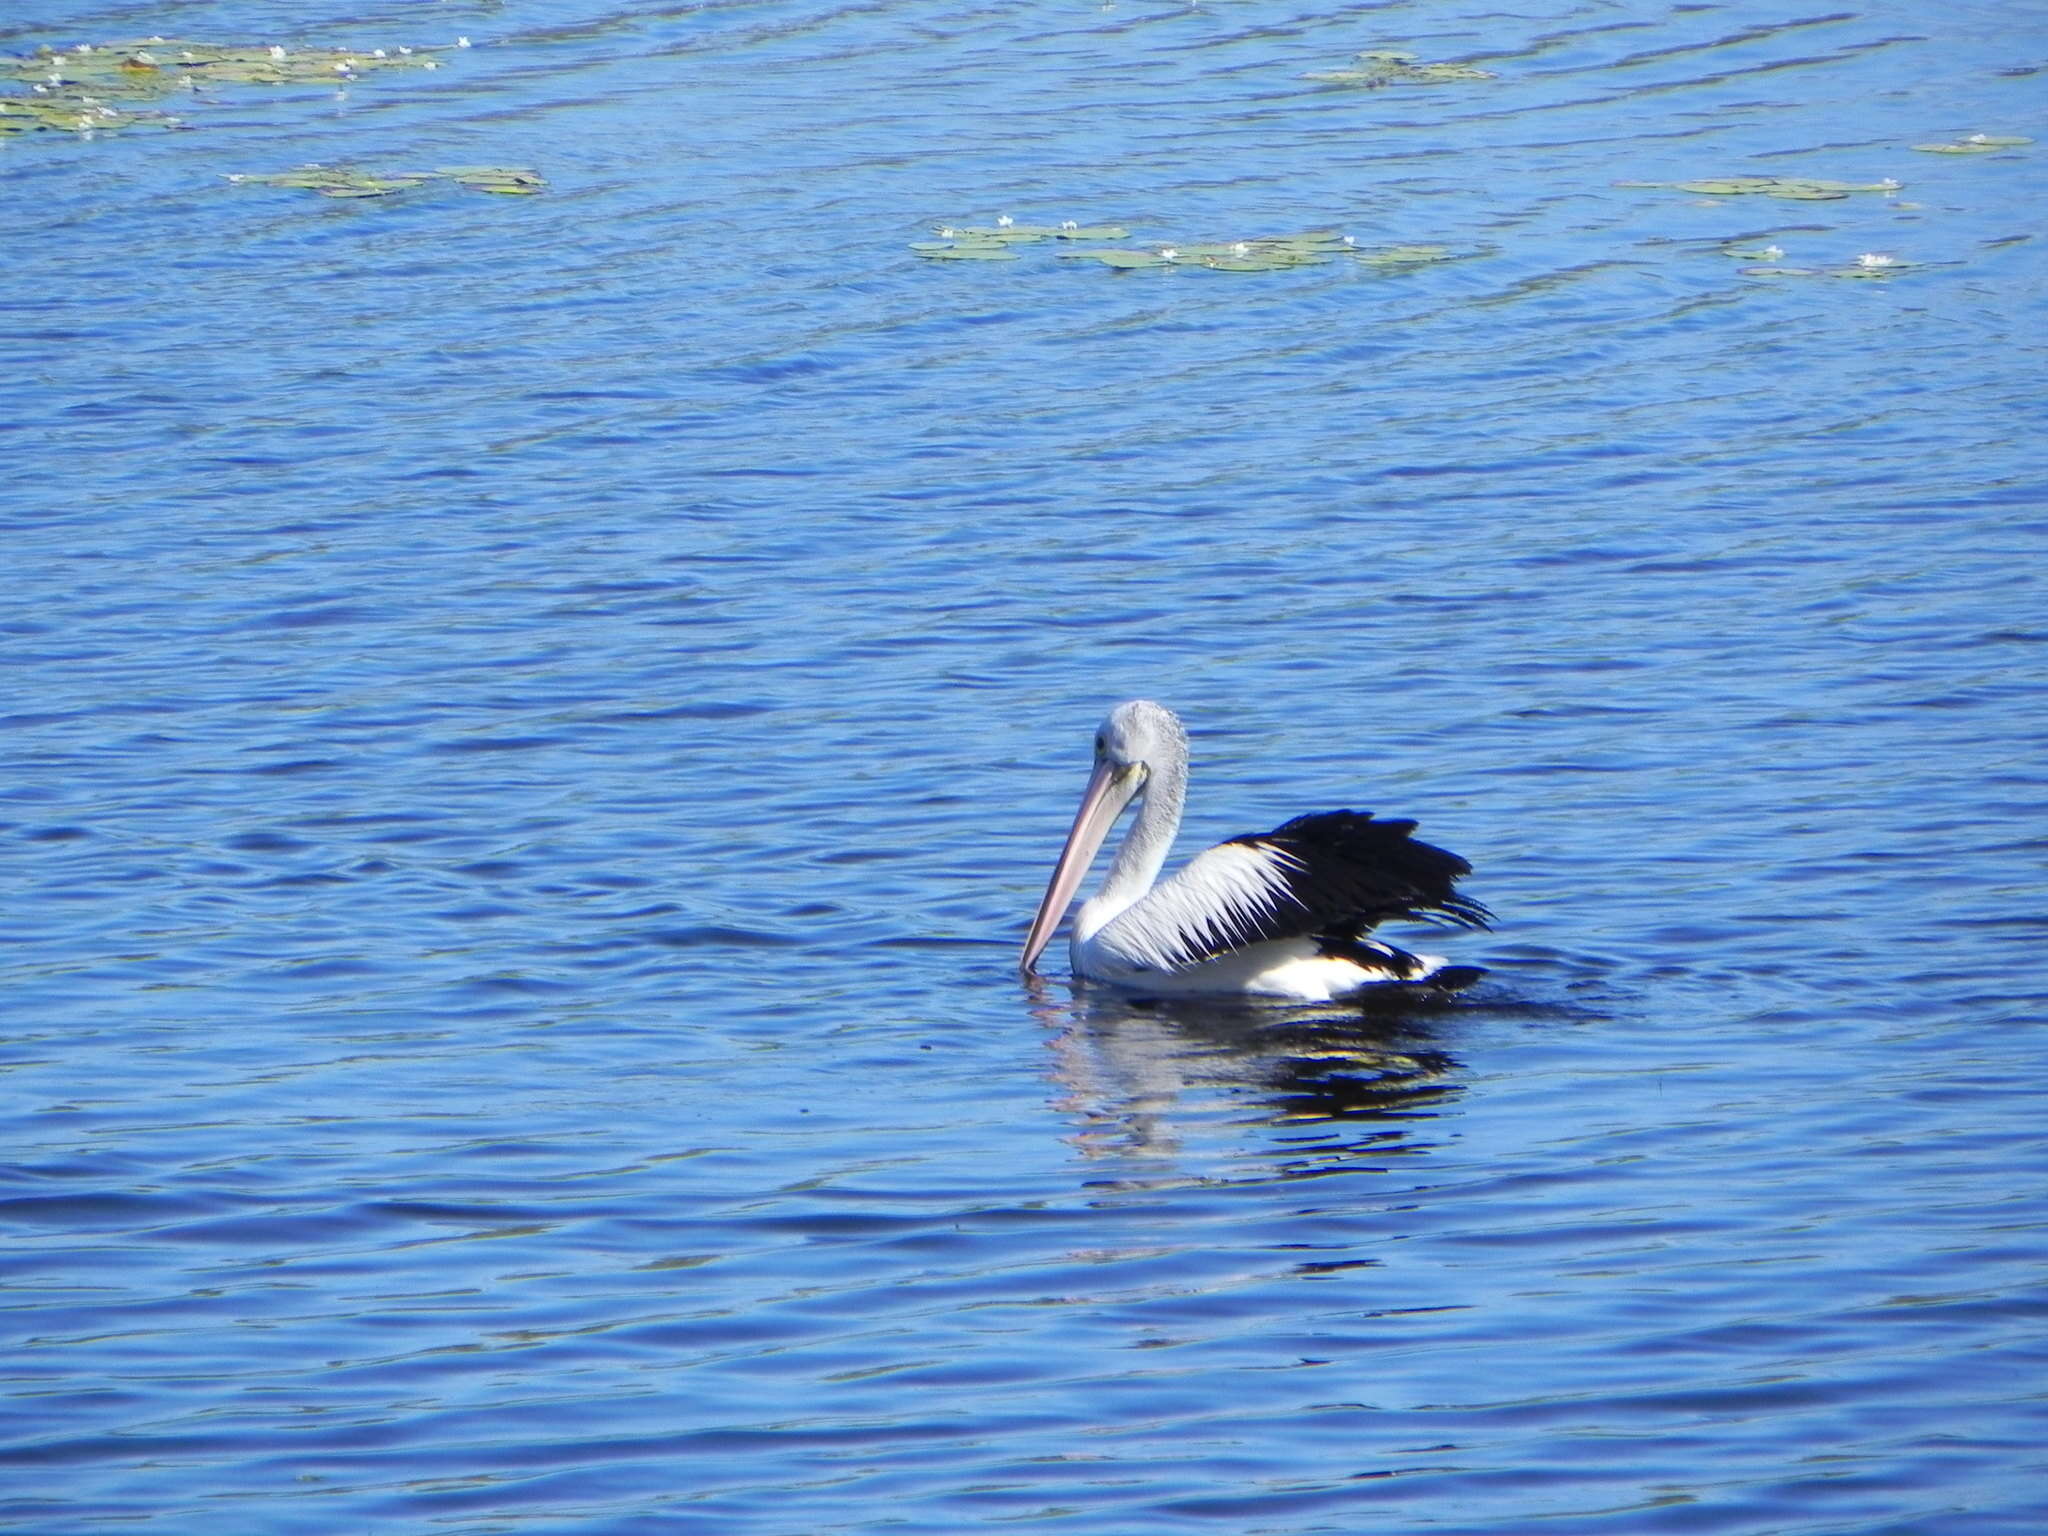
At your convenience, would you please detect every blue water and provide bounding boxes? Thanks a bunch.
[5,0,2047,1530]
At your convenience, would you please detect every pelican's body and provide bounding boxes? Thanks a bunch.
[1021,701,1489,1002]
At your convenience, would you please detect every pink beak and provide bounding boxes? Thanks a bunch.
[1020,760,1141,975]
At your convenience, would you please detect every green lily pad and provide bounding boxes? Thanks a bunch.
[1628,176,1900,200]
[230,164,543,198]
[442,166,545,194]
[1304,49,1496,86]
[1912,134,2031,154]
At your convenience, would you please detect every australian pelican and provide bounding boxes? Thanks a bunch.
[1020,700,1489,1002]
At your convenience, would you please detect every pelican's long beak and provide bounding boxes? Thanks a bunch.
[1020,760,1143,976]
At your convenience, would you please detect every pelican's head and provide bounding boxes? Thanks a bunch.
[1094,698,1185,781]
[1020,700,1187,976]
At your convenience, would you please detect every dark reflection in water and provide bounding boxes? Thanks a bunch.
[1032,982,1481,1174]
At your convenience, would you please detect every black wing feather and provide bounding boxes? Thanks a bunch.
[1217,809,1490,954]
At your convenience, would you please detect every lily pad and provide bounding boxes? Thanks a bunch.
[1740,253,1920,280]
[0,92,168,134]
[1624,176,1900,201]
[1304,49,1496,86]
[230,164,544,198]
[441,166,545,194]
[914,218,1130,260]
[1912,134,2031,154]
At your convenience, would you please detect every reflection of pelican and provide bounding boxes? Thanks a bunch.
[1021,701,1490,1002]
[1036,988,1466,1168]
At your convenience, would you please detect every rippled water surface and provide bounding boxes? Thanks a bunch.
[6,0,2047,1530]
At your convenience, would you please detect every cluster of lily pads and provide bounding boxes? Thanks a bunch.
[1302,49,1495,87]
[1721,244,1922,281]
[1911,133,2031,155]
[3,38,456,96]
[1064,234,1456,274]
[1620,175,1901,202]
[0,37,460,138]
[910,219,1132,259]
[0,94,168,135]
[1622,135,2024,280]
[228,164,543,198]
[914,220,1460,275]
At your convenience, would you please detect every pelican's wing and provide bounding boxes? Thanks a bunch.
[1093,810,1489,973]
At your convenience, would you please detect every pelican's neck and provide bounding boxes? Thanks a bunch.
[1074,740,1188,943]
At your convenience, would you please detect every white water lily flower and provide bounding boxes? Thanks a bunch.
[1159,247,1179,260]
[1856,252,1898,269]
[423,59,439,69]
[457,36,472,47]
[270,45,287,58]
[996,214,1014,227]
[1233,241,1250,256]
[1061,219,1078,230]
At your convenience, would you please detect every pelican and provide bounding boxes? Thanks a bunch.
[1020,700,1489,1002]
